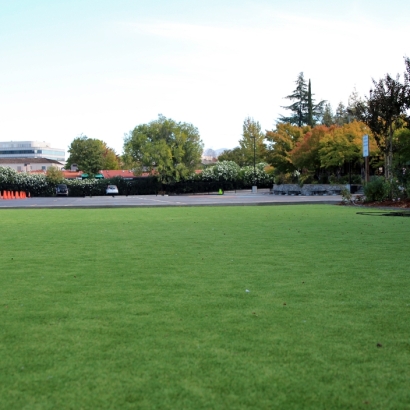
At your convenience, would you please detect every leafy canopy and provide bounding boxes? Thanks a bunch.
[239,117,267,165]
[352,59,410,178]
[123,115,203,183]
[265,123,310,173]
[66,136,105,176]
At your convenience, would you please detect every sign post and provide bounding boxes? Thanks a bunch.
[363,135,369,183]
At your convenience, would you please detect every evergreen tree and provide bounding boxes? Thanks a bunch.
[334,102,349,126]
[307,80,313,126]
[280,73,326,127]
[321,103,334,126]
[346,87,363,122]
[280,72,308,127]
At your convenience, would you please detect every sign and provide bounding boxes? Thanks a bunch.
[363,134,369,157]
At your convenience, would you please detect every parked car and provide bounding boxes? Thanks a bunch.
[106,185,119,196]
[56,184,68,196]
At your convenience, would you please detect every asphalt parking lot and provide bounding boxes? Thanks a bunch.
[0,190,342,209]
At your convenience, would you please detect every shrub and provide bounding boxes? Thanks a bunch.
[364,177,389,202]
[46,166,64,185]
[340,188,352,203]
[239,163,273,187]
[200,161,240,183]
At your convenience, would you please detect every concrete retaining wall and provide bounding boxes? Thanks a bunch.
[272,184,348,196]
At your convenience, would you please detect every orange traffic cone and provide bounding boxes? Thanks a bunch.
[5,191,10,199]
[21,191,26,199]
[15,191,20,199]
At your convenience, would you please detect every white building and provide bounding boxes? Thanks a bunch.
[0,141,65,162]
[0,158,64,172]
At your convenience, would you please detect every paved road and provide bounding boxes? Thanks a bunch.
[0,190,342,209]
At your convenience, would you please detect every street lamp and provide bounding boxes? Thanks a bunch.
[251,136,256,193]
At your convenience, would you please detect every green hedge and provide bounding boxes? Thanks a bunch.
[0,165,273,197]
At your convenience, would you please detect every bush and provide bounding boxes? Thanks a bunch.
[364,177,389,202]
[341,188,352,203]
[239,163,273,187]
[201,161,240,183]
[0,167,52,196]
[274,172,295,185]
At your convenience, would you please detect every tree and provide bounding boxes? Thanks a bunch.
[280,72,307,126]
[346,88,364,122]
[123,114,203,183]
[290,125,329,174]
[319,121,377,170]
[101,143,120,170]
[265,123,310,173]
[66,135,105,176]
[218,147,248,167]
[239,117,266,165]
[307,79,314,126]
[321,103,334,126]
[353,68,409,179]
[280,73,326,126]
[404,57,410,124]
[334,102,349,126]
[45,166,64,185]
[394,127,410,167]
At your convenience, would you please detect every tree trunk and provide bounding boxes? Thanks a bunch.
[386,125,394,180]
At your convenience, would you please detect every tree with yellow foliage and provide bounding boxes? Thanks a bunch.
[265,123,310,174]
[319,121,378,170]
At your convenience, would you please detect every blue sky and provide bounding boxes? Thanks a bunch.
[0,0,409,156]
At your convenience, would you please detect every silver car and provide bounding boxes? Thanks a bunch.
[106,185,119,196]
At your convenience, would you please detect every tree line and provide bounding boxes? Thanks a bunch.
[220,60,410,186]
[66,58,410,191]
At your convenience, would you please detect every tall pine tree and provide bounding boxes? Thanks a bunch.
[280,72,307,127]
[280,73,325,127]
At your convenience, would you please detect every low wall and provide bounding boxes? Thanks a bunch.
[272,184,348,196]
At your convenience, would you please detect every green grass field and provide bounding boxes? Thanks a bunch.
[1,205,409,409]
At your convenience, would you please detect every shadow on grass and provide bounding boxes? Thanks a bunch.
[357,211,410,217]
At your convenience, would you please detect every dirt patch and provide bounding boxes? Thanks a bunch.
[362,198,410,208]
[339,197,410,208]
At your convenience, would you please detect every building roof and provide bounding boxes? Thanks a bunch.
[62,169,201,179]
[0,157,63,165]
[29,170,47,174]
[61,170,152,179]
[100,170,136,179]
[62,170,83,179]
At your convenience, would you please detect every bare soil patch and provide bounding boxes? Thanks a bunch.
[362,198,410,208]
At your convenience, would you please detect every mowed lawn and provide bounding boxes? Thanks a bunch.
[0,205,409,409]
